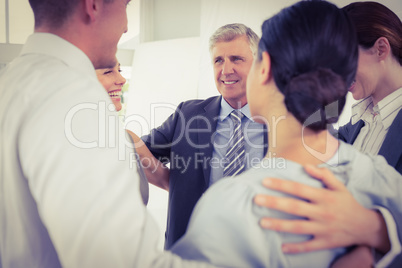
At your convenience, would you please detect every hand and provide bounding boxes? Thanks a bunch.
[254,164,390,253]
[126,130,170,191]
[331,246,374,268]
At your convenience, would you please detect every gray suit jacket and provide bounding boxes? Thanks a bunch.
[338,110,402,174]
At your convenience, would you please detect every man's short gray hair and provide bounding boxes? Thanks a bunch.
[209,23,260,56]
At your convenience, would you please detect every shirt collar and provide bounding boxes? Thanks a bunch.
[20,33,96,78]
[219,98,253,121]
[351,96,374,125]
[350,88,402,129]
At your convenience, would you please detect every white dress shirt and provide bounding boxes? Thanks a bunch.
[0,33,215,268]
[351,88,402,155]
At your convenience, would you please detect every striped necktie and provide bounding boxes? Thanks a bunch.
[223,110,245,177]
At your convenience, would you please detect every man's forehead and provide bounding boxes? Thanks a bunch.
[212,40,252,58]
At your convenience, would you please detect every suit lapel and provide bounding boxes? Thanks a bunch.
[349,120,365,144]
[379,110,402,168]
[197,96,221,187]
[263,124,268,155]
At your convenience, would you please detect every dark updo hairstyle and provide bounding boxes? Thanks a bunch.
[343,1,402,66]
[258,0,358,132]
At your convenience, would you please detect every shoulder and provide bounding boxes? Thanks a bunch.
[5,54,104,120]
[335,141,375,168]
[198,164,318,212]
[338,141,386,166]
[194,171,262,214]
[177,96,221,111]
[336,142,401,185]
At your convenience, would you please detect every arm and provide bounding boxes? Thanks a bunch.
[128,101,188,191]
[253,165,391,253]
[127,130,170,191]
[24,87,214,268]
[331,246,374,268]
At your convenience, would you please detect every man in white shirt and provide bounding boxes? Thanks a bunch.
[0,0,215,267]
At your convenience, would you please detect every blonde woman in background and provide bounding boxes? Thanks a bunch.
[96,60,126,112]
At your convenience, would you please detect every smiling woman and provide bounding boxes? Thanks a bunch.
[96,60,127,112]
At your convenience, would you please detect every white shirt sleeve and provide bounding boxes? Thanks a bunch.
[18,78,216,268]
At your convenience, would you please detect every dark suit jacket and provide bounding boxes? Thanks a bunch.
[142,96,268,249]
[338,110,402,267]
[337,110,402,174]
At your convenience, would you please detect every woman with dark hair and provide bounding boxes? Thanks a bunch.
[339,1,402,174]
[170,1,402,267]
[253,4,402,264]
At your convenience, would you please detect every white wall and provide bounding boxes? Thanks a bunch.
[125,37,200,136]
[153,0,201,41]
[0,0,6,43]
[8,0,34,44]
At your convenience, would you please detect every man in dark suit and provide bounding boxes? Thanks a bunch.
[137,23,268,249]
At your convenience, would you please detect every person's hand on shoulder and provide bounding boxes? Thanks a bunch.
[253,165,390,254]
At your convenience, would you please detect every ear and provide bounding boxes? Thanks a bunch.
[84,0,102,22]
[373,37,391,61]
[260,51,273,85]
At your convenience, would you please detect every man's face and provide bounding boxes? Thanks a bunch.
[94,0,130,69]
[211,35,254,108]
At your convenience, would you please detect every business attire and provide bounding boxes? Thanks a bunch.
[338,89,402,174]
[172,142,402,268]
[338,89,402,267]
[0,33,215,268]
[142,97,267,249]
